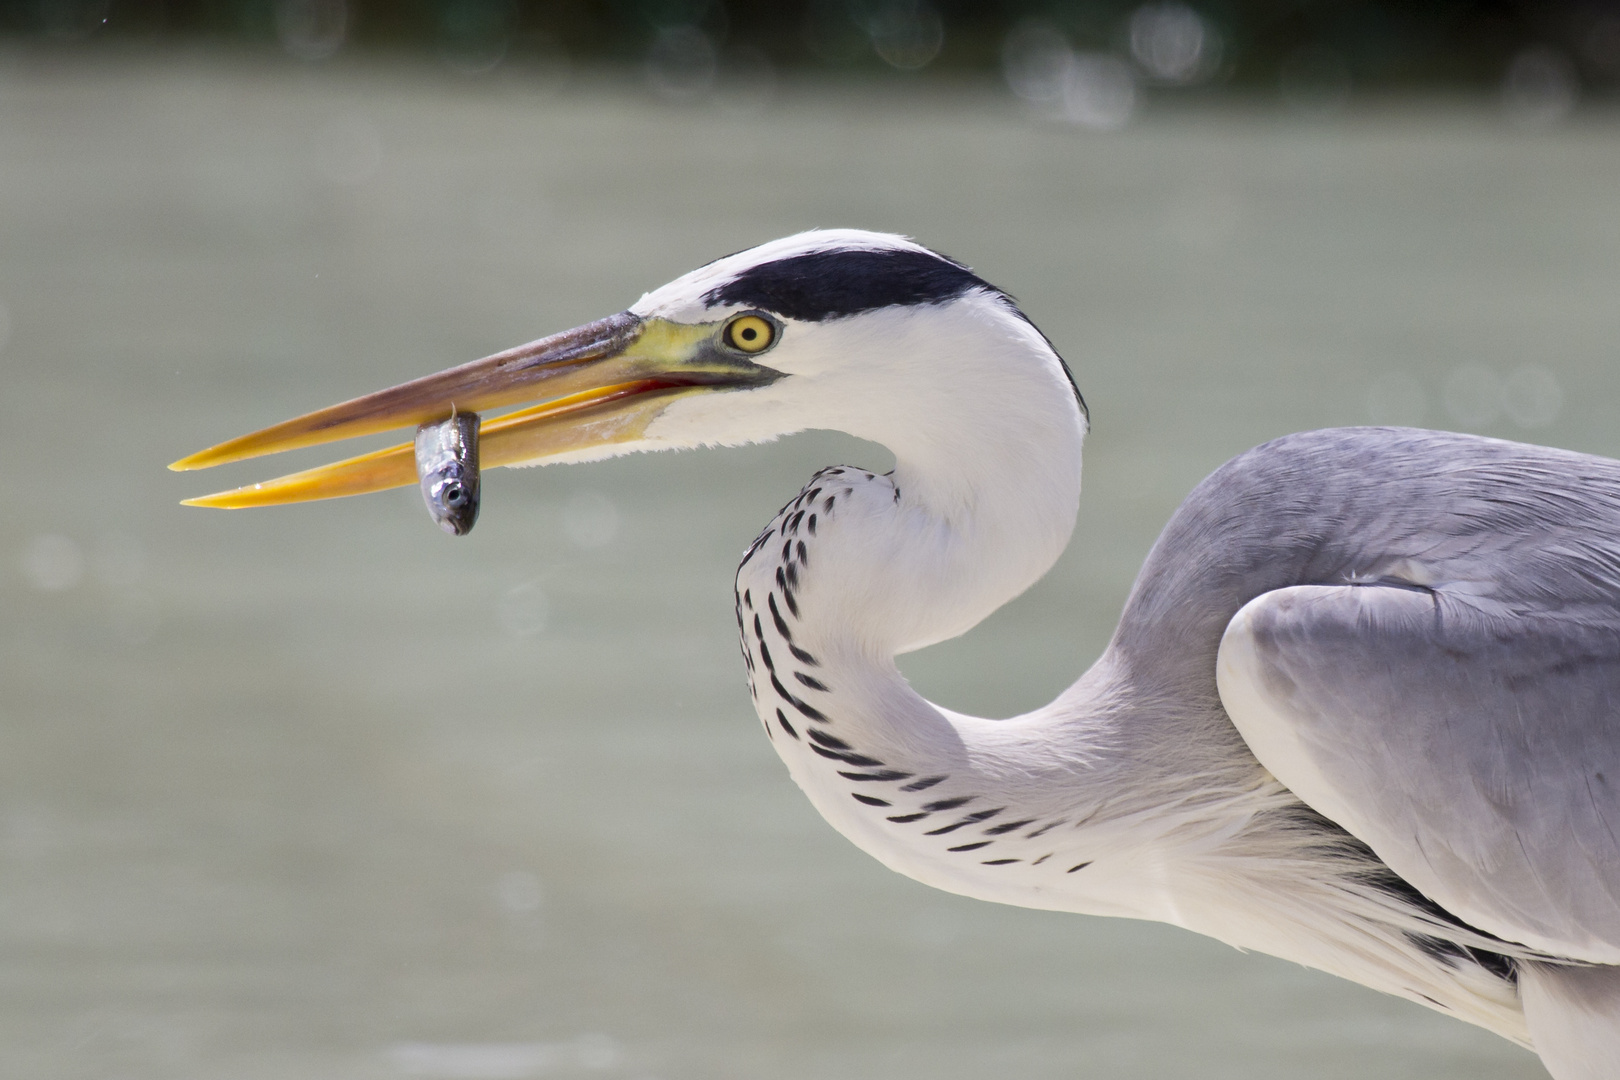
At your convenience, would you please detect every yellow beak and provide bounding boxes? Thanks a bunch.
[172,313,776,509]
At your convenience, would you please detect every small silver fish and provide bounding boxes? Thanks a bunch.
[414,413,480,536]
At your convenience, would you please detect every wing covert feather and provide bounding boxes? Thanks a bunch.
[1218,582,1620,963]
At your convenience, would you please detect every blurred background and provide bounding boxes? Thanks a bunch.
[4,0,1620,111]
[2,3,1618,1079]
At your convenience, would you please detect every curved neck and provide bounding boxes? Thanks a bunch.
[732,311,1103,904]
[733,456,1261,927]
[735,474,1527,1038]
[732,413,1529,1041]
[791,298,1088,656]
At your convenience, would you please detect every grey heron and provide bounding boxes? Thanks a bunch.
[174,230,1620,1079]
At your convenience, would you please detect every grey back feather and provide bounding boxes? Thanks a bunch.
[1115,427,1620,961]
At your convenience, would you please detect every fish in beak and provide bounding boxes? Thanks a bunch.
[171,311,783,509]
[415,413,481,536]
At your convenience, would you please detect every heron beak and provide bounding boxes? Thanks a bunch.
[172,312,777,508]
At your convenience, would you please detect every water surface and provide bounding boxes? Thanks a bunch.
[5,54,1616,1079]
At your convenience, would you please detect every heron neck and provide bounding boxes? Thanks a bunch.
[743,564,1530,1040]
[735,395,1121,918]
[736,417,1533,1043]
[734,412,1313,924]
[819,327,1087,654]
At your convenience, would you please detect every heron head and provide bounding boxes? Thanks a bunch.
[173,229,1084,509]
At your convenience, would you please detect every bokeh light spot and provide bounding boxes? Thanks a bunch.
[495,870,543,915]
[22,534,85,592]
[437,0,513,76]
[274,0,346,62]
[1442,366,1504,428]
[1502,366,1563,428]
[1001,20,1073,106]
[1062,54,1136,131]
[564,492,620,549]
[867,0,944,72]
[1128,2,1219,86]
[498,581,549,638]
[1502,47,1578,126]
[645,26,718,101]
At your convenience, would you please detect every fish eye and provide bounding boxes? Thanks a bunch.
[442,483,465,507]
[725,314,776,354]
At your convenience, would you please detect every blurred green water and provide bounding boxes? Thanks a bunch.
[4,52,1618,1080]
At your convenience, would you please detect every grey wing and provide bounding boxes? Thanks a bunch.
[1218,581,1620,964]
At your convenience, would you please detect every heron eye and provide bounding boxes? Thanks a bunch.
[725,314,775,354]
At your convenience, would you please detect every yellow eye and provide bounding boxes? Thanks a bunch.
[725,314,775,354]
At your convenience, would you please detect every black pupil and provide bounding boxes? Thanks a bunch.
[740,326,757,341]
[444,483,464,506]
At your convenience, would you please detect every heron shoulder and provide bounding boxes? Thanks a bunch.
[1108,426,1620,714]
